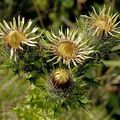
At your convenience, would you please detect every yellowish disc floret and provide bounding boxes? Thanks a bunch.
[4,30,26,48]
[57,41,78,59]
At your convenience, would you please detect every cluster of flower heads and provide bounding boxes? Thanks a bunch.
[0,5,120,91]
[0,18,95,67]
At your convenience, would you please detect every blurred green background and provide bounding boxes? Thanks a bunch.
[0,0,120,120]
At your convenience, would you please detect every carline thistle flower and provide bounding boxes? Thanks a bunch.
[46,28,94,67]
[85,6,120,37]
[0,16,40,61]
[49,68,73,90]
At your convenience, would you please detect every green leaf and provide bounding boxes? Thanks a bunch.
[103,60,120,67]
[111,44,120,51]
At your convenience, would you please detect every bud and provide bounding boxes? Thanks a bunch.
[48,68,73,97]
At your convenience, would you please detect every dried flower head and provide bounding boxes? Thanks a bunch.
[46,28,94,67]
[85,6,120,37]
[49,68,72,90]
[0,16,40,61]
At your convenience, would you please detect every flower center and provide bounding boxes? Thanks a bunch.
[4,30,26,48]
[57,41,77,59]
[94,16,112,32]
[97,20,106,28]
[53,69,69,84]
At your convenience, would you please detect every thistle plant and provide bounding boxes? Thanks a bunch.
[0,16,39,61]
[46,28,94,67]
[0,4,120,120]
[84,5,120,37]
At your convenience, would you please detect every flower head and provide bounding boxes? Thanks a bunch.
[86,6,120,37]
[49,68,72,90]
[0,16,39,61]
[48,68,73,97]
[46,28,94,67]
